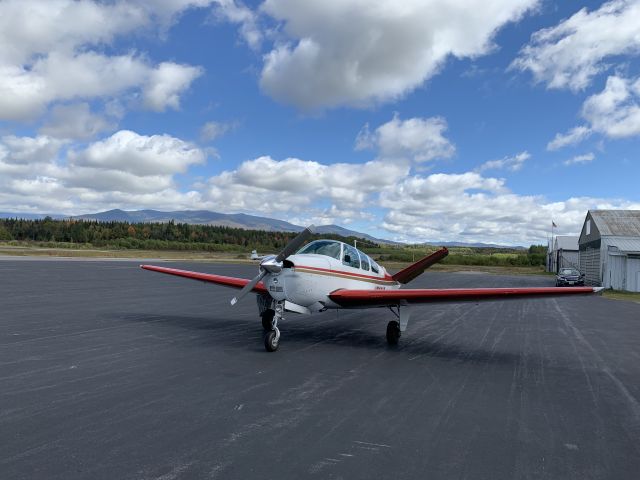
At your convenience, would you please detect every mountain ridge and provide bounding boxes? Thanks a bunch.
[0,209,528,248]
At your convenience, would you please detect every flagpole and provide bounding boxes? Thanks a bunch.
[548,220,552,272]
[551,220,557,272]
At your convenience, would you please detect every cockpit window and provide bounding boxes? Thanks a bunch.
[297,240,341,260]
[342,244,360,269]
[370,258,379,274]
[360,252,370,271]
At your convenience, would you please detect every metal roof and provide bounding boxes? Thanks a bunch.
[589,210,640,237]
[554,235,578,251]
[608,238,640,253]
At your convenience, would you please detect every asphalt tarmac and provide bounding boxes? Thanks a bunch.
[2,258,640,480]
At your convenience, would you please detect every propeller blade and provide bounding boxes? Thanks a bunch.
[275,225,315,262]
[231,270,266,306]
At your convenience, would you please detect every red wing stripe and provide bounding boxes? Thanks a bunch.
[140,265,267,293]
[329,287,601,307]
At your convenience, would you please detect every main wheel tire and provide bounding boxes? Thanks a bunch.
[386,321,401,345]
[261,310,275,330]
[264,329,279,352]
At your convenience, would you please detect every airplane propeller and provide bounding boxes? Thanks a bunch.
[230,225,315,306]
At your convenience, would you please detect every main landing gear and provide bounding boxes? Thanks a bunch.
[386,305,410,346]
[386,321,401,345]
[263,302,284,352]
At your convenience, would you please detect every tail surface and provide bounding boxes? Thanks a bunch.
[392,247,449,284]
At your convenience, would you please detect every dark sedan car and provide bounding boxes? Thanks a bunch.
[556,268,585,286]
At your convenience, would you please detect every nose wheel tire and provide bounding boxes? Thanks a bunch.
[264,328,280,352]
[261,310,275,330]
[386,321,401,345]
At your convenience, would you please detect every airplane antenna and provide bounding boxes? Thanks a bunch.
[354,239,357,249]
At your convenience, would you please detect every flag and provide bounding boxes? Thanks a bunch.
[552,221,557,228]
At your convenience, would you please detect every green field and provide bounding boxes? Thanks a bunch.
[602,290,640,303]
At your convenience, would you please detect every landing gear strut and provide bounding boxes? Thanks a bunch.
[261,309,275,330]
[263,302,284,352]
[386,321,401,345]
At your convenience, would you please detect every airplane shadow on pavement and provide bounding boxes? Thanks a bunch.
[113,311,527,366]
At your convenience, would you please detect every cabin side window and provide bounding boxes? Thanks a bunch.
[342,244,360,269]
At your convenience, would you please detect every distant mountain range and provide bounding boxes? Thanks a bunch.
[0,212,67,220]
[1,208,393,245]
[436,241,527,250]
[70,209,396,244]
[0,209,526,248]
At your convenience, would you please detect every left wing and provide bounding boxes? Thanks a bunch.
[140,265,267,293]
[329,286,603,307]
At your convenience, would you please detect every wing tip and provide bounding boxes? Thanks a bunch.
[593,287,605,294]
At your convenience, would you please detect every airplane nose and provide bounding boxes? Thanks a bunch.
[260,257,282,273]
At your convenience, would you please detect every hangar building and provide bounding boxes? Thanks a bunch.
[579,210,640,291]
[549,235,579,273]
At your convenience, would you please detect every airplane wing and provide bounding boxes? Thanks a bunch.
[328,286,603,307]
[140,265,267,293]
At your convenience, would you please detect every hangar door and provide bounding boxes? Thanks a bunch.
[627,256,640,292]
[580,248,601,286]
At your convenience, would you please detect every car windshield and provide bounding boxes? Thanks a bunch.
[297,240,342,260]
[560,269,579,275]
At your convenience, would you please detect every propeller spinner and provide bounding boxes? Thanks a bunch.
[230,225,315,306]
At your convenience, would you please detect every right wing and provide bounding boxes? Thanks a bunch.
[140,265,267,293]
[329,286,603,308]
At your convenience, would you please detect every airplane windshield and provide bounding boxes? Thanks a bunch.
[297,240,342,260]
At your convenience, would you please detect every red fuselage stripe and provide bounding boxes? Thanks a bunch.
[294,264,396,283]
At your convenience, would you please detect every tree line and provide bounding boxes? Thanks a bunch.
[0,217,371,252]
[0,217,546,266]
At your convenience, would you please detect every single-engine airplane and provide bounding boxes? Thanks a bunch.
[250,249,267,261]
[141,226,602,352]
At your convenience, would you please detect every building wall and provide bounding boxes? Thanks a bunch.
[599,237,640,292]
[626,256,640,292]
[603,253,626,289]
[579,212,602,285]
[579,212,601,245]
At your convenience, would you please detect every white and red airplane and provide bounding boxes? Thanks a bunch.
[141,226,602,352]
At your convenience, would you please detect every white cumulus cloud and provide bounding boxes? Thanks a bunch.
[581,75,640,138]
[71,130,206,177]
[563,153,595,166]
[476,151,530,172]
[200,121,238,142]
[512,0,640,91]
[355,115,455,162]
[0,0,206,121]
[40,103,116,140]
[379,172,640,244]
[207,155,409,215]
[547,125,592,150]
[259,0,539,109]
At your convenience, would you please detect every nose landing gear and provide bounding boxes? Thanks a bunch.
[261,309,275,330]
[263,301,284,352]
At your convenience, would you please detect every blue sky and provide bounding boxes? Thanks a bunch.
[1,0,639,244]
